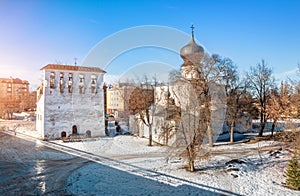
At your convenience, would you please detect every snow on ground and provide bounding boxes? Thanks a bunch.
[53,135,168,158]
[1,120,299,195]
[57,136,298,195]
[13,112,30,117]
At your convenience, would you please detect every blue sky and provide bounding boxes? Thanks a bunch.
[0,0,299,89]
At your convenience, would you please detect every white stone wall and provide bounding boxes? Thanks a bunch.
[129,82,227,145]
[36,69,105,140]
[36,92,45,138]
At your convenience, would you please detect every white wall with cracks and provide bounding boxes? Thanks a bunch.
[36,65,106,139]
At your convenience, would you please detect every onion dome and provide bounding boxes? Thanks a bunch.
[180,25,204,63]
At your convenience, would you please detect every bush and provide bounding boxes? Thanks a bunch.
[285,154,300,190]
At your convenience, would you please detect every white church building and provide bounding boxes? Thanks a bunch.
[36,64,106,140]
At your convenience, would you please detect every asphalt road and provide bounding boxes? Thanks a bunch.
[0,132,90,195]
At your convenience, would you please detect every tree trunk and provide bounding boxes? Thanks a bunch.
[258,122,265,137]
[187,146,195,172]
[189,160,195,172]
[165,131,169,146]
[207,122,213,147]
[271,119,277,137]
[148,124,152,146]
[230,119,235,143]
[258,113,264,137]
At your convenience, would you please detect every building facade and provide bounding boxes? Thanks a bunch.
[0,77,30,118]
[36,64,106,140]
[0,77,29,99]
[106,83,155,119]
[106,83,126,118]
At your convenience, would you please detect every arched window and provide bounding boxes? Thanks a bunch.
[72,125,78,134]
[79,74,85,94]
[79,74,84,83]
[50,72,55,88]
[68,73,73,93]
[61,131,66,138]
[91,75,97,93]
[79,86,84,94]
[59,73,64,93]
[86,130,91,138]
[91,75,97,84]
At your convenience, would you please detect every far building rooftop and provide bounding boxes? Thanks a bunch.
[0,77,29,84]
[41,64,106,73]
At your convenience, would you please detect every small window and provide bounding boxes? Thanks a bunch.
[91,75,97,85]
[68,73,73,81]
[79,74,85,94]
[68,73,73,93]
[61,131,66,138]
[86,130,91,138]
[79,86,84,94]
[91,75,97,93]
[50,72,55,88]
[72,125,78,134]
[79,74,84,83]
[59,73,64,93]
[91,86,96,93]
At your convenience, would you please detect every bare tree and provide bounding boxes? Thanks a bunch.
[246,60,274,137]
[214,56,246,142]
[20,91,37,111]
[292,82,300,118]
[128,76,156,146]
[293,65,300,117]
[266,81,293,136]
[158,121,177,146]
[0,97,20,119]
[156,85,179,146]
[287,65,300,118]
[171,53,227,147]
[0,101,6,119]
[169,80,203,171]
[182,54,226,146]
[168,71,226,171]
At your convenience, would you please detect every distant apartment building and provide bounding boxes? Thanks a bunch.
[0,77,30,117]
[106,83,128,118]
[36,64,106,140]
[0,77,29,100]
[106,83,154,119]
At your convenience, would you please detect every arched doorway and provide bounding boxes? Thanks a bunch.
[61,131,66,138]
[86,130,91,138]
[72,125,78,134]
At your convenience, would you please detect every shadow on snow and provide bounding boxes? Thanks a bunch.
[0,132,242,196]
